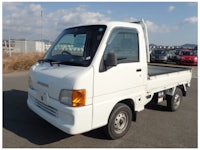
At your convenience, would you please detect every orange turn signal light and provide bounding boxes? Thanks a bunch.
[72,89,86,107]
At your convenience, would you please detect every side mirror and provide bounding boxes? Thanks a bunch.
[105,52,117,67]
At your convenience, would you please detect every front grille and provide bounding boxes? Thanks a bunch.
[186,60,194,63]
[33,97,58,117]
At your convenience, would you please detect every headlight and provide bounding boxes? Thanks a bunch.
[59,89,86,107]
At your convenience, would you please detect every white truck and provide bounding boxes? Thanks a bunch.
[27,20,192,139]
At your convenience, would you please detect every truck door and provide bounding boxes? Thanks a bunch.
[92,27,146,128]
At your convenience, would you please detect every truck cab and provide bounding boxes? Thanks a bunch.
[27,21,192,139]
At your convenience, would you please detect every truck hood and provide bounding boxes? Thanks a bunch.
[31,62,85,78]
[29,62,89,100]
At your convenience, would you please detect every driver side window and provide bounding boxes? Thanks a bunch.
[104,28,139,63]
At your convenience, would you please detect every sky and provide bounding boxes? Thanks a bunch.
[2,2,198,46]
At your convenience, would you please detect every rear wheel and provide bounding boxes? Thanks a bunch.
[104,103,132,140]
[167,88,183,111]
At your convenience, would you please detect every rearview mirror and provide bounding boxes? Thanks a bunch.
[105,52,117,67]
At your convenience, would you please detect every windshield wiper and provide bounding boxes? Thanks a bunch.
[38,59,58,66]
[38,59,87,67]
[56,61,86,67]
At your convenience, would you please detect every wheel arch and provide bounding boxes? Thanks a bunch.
[177,84,187,96]
[165,85,186,97]
[118,99,135,112]
[110,98,136,122]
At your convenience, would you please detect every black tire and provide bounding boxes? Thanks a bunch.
[167,88,183,111]
[104,103,132,140]
[176,61,180,65]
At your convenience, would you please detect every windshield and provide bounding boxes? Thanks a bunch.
[153,50,166,55]
[44,25,106,66]
[182,51,196,56]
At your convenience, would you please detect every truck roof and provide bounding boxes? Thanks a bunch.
[67,21,142,29]
[104,21,142,28]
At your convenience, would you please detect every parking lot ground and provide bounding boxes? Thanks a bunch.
[3,65,198,148]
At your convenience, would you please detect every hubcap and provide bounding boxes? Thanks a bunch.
[113,111,128,134]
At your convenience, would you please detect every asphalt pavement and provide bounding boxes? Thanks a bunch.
[3,67,197,148]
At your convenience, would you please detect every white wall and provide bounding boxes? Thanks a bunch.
[3,40,50,53]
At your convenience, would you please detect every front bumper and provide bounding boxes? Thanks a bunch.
[151,56,168,62]
[27,89,93,135]
[180,60,197,66]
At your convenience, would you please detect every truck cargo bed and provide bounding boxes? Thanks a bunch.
[147,64,192,95]
[148,64,191,76]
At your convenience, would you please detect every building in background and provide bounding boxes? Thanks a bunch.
[3,40,197,54]
[3,40,52,54]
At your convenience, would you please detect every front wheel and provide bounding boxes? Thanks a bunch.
[167,88,183,111]
[104,103,132,140]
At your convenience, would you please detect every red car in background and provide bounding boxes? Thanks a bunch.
[178,50,198,66]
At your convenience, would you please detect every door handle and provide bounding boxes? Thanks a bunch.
[136,69,142,72]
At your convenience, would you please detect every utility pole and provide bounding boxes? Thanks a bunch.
[41,9,44,52]
[24,39,27,53]
[8,35,11,57]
